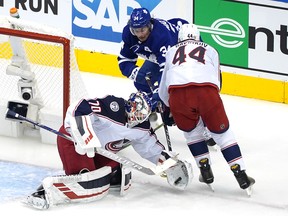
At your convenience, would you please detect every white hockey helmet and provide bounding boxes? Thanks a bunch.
[125,91,152,128]
[178,23,200,42]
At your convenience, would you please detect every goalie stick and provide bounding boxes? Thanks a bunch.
[145,73,173,151]
[5,109,177,176]
[118,122,164,151]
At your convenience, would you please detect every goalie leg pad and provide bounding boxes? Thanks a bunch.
[164,160,193,190]
[41,166,112,208]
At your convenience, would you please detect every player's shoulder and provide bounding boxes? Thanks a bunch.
[153,18,174,32]
[93,95,127,122]
[97,95,125,106]
[203,42,219,55]
[122,24,130,35]
[165,44,178,59]
[167,18,189,27]
[151,19,178,42]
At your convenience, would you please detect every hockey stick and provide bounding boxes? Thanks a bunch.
[145,74,172,151]
[119,122,164,151]
[5,109,176,176]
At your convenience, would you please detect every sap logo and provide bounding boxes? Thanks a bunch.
[72,0,161,43]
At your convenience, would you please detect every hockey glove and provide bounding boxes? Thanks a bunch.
[164,160,193,190]
[128,67,147,86]
[70,115,101,158]
[162,105,175,126]
[151,88,162,112]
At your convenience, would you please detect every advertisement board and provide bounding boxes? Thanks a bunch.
[0,0,192,55]
[194,0,288,80]
[0,0,287,103]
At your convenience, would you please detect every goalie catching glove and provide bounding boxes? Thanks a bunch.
[69,115,100,158]
[158,151,193,190]
[164,160,193,190]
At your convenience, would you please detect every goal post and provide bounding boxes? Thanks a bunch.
[0,14,88,144]
[0,26,71,118]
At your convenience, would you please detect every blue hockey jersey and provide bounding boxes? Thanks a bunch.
[68,95,150,130]
[118,18,189,79]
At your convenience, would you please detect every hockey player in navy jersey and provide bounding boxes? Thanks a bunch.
[117,7,188,100]
[26,91,193,209]
[159,24,255,196]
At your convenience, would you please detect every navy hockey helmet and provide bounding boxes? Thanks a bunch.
[125,91,152,128]
[129,8,151,29]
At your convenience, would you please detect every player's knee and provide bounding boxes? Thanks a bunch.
[208,122,229,134]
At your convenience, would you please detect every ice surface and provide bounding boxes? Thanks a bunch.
[0,73,287,215]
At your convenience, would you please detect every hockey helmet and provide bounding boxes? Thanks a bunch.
[129,8,151,29]
[125,91,152,128]
[178,23,200,42]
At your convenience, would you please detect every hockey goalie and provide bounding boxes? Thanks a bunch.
[26,91,193,209]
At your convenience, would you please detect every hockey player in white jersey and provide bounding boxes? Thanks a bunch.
[118,7,215,146]
[158,24,255,195]
[26,91,192,209]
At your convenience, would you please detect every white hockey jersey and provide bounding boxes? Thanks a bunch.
[64,95,164,164]
[159,40,221,107]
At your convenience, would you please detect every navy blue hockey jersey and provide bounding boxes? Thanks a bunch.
[64,95,165,164]
[118,18,188,78]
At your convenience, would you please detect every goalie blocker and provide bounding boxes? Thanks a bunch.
[26,165,132,210]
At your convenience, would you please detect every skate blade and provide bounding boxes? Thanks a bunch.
[24,196,49,210]
[207,183,215,192]
[208,145,218,151]
[245,185,253,197]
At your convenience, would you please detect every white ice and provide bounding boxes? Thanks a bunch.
[0,73,287,216]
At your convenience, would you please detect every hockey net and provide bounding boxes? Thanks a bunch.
[0,16,88,120]
[0,16,87,143]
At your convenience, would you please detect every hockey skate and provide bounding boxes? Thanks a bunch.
[109,165,122,189]
[231,164,255,197]
[199,158,214,191]
[26,185,49,210]
[106,164,132,197]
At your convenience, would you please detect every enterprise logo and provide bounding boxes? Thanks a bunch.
[197,18,288,55]
[197,18,245,48]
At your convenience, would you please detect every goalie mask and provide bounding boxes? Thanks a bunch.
[125,91,152,128]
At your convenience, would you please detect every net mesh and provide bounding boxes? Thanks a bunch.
[0,16,88,119]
